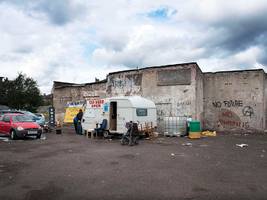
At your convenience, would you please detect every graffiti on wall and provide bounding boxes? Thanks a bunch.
[212,100,243,108]
[156,103,172,120]
[242,106,254,117]
[218,109,249,129]
[176,100,191,116]
[107,74,142,96]
[212,99,254,129]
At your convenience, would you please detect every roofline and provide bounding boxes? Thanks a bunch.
[53,79,107,89]
[204,68,265,74]
[108,62,199,76]
[53,62,200,89]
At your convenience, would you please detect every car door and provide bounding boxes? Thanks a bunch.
[1,115,11,134]
[0,115,4,133]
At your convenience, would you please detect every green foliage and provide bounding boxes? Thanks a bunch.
[0,73,43,112]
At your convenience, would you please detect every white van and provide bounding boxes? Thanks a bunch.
[82,96,157,135]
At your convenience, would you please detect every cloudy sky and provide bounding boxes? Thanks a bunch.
[1,0,267,94]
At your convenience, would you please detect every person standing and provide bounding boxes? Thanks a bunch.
[73,116,78,134]
[76,109,83,135]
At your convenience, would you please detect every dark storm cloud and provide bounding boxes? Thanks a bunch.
[0,0,86,25]
[202,11,267,56]
[35,0,86,25]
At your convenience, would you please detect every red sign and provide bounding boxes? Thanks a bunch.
[87,99,105,108]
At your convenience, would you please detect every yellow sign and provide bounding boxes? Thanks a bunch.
[64,107,83,123]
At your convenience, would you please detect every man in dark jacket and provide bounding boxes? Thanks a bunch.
[76,109,83,135]
[73,116,78,134]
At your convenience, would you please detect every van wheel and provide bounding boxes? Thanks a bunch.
[121,137,127,145]
[10,130,17,140]
[103,131,109,138]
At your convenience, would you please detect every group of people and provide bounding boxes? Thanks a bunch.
[73,109,83,135]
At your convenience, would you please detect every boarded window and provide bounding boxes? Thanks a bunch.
[157,69,191,86]
[136,108,147,116]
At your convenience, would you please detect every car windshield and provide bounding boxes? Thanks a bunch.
[12,115,34,122]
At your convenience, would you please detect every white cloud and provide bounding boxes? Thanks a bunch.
[0,0,267,94]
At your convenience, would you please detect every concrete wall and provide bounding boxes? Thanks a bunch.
[52,63,266,133]
[106,71,142,97]
[195,66,204,126]
[203,70,265,132]
[99,63,201,133]
[52,82,106,121]
[141,64,201,132]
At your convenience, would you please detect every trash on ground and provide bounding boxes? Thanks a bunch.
[236,144,248,148]
[171,153,175,156]
[201,130,216,137]
[260,154,264,158]
[182,142,192,146]
[262,150,266,153]
[40,135,46,140]
[153,132,159,137]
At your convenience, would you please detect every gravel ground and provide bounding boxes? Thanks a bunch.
[0,127,267,200]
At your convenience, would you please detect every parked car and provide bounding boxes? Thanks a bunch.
[0,113,43,139]
[0,110,23,116]
[19,111,46,127]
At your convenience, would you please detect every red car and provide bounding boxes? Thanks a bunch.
[0,113,43,139]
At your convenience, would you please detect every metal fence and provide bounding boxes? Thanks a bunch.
[163,116,187,136]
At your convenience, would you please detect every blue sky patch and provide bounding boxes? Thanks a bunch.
[81,42,101,60]
[147,6,177,20]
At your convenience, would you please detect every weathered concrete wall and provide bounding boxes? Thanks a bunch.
[82,83,107,99]
[52,82,106,122]
[142,66,194,115]
[53,86,73,117]
[141,64,202,132]
[106,71,142,97]
[52,63,266,133]
[195,66,204,126]
[203,70,265,132]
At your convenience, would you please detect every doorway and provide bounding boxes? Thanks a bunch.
[109,102,117,131]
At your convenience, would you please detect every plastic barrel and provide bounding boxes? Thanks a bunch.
[189,121,201,139]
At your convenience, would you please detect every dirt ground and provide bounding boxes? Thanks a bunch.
[0,127,267,200]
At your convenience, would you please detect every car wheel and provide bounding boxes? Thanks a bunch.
[10,130,17,140]
[36,133,41,139]
[103,130,109,138]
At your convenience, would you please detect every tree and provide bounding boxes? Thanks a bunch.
[1,73,43,112]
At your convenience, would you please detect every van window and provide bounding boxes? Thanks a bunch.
[136,108,147,116]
